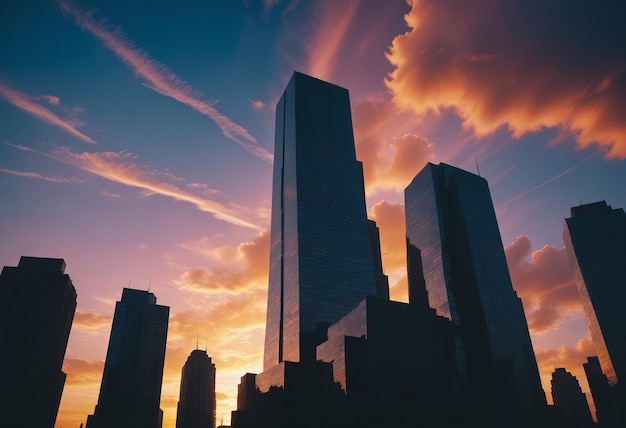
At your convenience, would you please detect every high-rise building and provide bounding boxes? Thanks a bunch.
[87,288,169,428]
[0,256,77,428]
[176,349,216,428]
[551,368,595,428]
[563,201,626,387]
[263,71,383,371]
[404,162,546,427]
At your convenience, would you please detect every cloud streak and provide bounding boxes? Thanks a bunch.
[0,82,95,144]
[52,147,265,230]
[497,158,588,212]
[0,167,82,184]
[305,0,360,81]
[59,1,273,162]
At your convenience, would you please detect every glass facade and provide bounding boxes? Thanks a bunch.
[404,162,546,427]
[0,257,77,428]
[263,72,380,371]
[563,201,626,387]
[176,349,216,428]
[87,288,169,428]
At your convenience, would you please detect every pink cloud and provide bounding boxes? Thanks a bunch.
[40,94,60,105]
[59,1,272,163]
[0,167,82,184]
[305,1,361,81]
[249,99,266,111]
[53,147,265,230]
[505,236,581,334]
[386,0,626,158]
[0,82,95,144]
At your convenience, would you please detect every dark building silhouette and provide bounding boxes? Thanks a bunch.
[263,71,384,373]
[563,201,626,387]
[176,349,216,428]
[316,296,458,427]
[0,256,77,428]
[87,288,169,428]
[584,356,626,428]
[551,368,595,428]
[367,220,390,300]
[404,162,547,427]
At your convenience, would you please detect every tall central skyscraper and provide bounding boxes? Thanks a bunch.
[87,288,169,428]
[263,72,382,370]
[404,162,546,427]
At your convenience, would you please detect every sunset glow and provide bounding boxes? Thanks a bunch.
[1,1,624,426]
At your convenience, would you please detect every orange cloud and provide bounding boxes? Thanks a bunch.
[386,0,626,158]
[0,82,95,144]
[175,230,269,293]
[535,338,597,415]
[505,236,581,334]
[72,310,112,330]
[62,357,105,386]
[59,1,272,162]
[52,147,265,230]
[369,201,406,274]
[352,98,434,193]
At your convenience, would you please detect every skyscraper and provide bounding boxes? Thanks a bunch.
[176,349,216,428]
[563,201,626,387]
[551,368,595,428]
[263,72,383,371]
[0,256,77,428]
[87,288,169,428]
[404,162,546,427]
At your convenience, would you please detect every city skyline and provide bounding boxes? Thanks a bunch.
[1,1,625,426]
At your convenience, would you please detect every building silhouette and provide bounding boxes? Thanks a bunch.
[87,288,169,428]
[316,296,458,427]
[0,256,77,428]
[583,355,626,427]
[176,349,216,428]
[404,162,547,427]
[563,201,626,388]
[551,368,594,428]
[262,71,384,373]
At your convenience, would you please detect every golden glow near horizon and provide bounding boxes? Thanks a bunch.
[2,1,624,426]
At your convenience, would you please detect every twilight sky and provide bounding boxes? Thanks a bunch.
[1,1,625,426]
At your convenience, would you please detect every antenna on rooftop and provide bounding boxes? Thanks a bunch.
[196,332,199,350]
[148,276,151,292]
[128,278,132,288]
[475,156,481,177]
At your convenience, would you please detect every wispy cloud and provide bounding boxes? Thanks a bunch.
[59,1,273,162]
[497,157,589,212]
[306,1,360,81]
[249,99,266,111]
[53,147,264,230]
[0,82,95,144]
[0,167,82,184]
[100,189,121,198]
[40,94,60,105]
[5,141,265,230]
